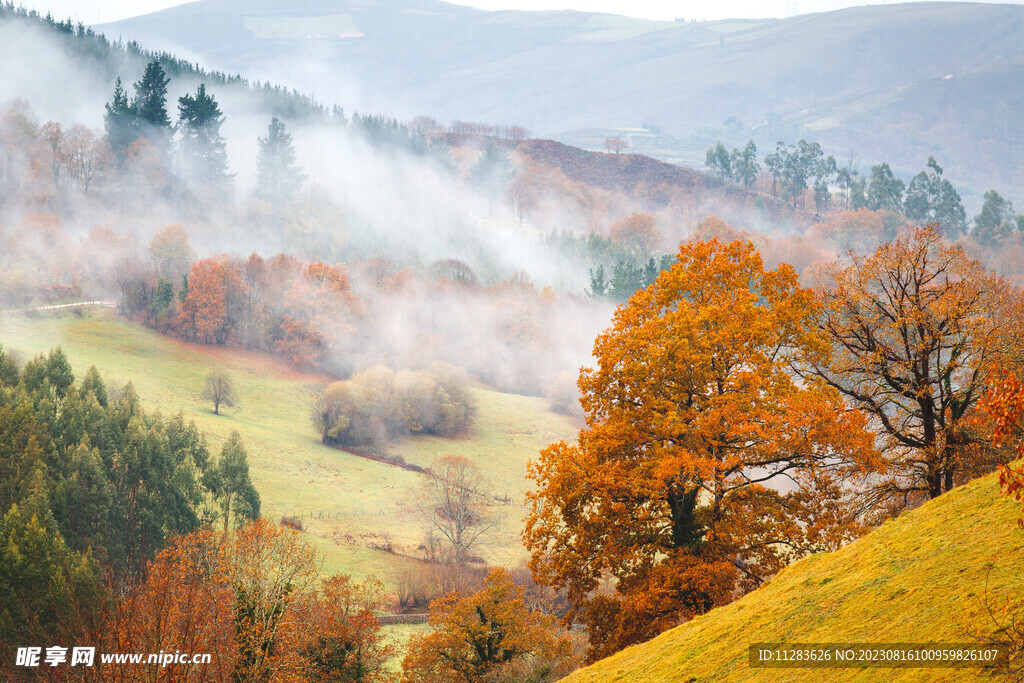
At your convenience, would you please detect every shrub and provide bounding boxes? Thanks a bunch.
[313,364,475,447]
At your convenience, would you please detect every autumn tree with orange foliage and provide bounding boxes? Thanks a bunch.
[804,226,1018,514]
[806,208,902,253]
[102,520,396,682]
[179,258,246,344]
[401,568,580,683]
[608,212,661,259]
[299,575,395,682]
[524,238,876,660]
[276,261,359,367]
[226,518,320,682]
[104,530,238,682]
[973,368,1024,678]
[980,369,1024,527]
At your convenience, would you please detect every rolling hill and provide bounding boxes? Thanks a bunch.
[564,463,1024,682]
[0,308,579,585]
[99,1,1024,198]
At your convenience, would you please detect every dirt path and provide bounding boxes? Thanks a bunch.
[0,300,117,314]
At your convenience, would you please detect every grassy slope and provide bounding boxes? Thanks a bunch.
[0,309,579,584]
[566,468,1024,682]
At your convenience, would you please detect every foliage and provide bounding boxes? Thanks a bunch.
[179,258,246,344]
[764,139,835,208]
[401,568,581,683]
[973,189,1020,247]
[865,162,905,214]
[0,351,264,661]
[805,226,1017,513]
[806,208,902,253]
[705,139,758,189]
[132,60,173,148]
[980,369,1024,527]
[148,223,196,280]
[0,473,108,668]
[608,212,661,259]
[227,518,320,681]
[103,529,238,680]
[204,430,261,530]
[102,521,392,682]
[525,239,875,660]
[976,369,1024,678]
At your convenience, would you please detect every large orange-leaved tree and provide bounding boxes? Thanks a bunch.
[524,238,877,660]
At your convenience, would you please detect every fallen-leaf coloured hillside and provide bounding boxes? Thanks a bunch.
[565,468,1024,682]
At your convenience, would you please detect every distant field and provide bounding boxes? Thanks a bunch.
[0,308,580,587]
[566,463,1024,682]
[241,13,362,40]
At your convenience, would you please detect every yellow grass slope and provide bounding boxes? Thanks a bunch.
[567,469,1024,683]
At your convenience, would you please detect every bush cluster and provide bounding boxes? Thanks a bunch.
[313,363,475,447]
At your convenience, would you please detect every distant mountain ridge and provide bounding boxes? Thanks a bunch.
[99,1,1024,196]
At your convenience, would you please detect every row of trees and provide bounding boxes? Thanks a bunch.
[103,60,308,202]
[524,227,1022,660]
[107,222,586,397]
[34,514,579,682]
[118,235,363,370]
[705,137,1014,241]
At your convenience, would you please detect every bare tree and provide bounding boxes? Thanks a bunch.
[201,370,238,415]
[417,456,498,564]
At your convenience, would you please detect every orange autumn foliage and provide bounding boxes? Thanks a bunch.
[103,530,238,682]
[980,369,1024,528]
[179,258,246,344]
[225,518,320,682]
[688,214,759,245]
[298,575,395,682]
[100,520,394,682]
[276,262,359,366]
[608,212,661,258]
[524,238,876,660]
[401,568,579,683]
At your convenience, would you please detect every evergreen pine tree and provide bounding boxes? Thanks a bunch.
[103,77,138,162]
[0,344,18,387]
[254,117,306,204]
[132,60,172,148]
[177,83,233,193]
[470,143,513,216]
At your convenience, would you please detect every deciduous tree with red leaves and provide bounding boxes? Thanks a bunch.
[179,258,245,344]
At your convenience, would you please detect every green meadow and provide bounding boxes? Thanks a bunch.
[0,308,580,586]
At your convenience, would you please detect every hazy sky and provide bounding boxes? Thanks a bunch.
[21,0,978,25]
